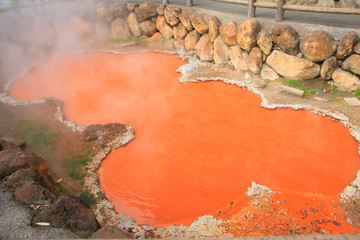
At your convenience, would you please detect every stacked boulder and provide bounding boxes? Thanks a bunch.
[96,1,360,92]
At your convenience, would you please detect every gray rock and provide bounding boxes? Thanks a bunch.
[0,183,79,239]
[14,181,56,205]
[92,226,132,239]
[33,195,100,236]
[6,168,47,189]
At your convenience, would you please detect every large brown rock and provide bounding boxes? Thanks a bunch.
[128,13,141,37]
[261,64,279,81]
[214,35,229,66]
[157,4,166,15]
[332,68,360,91]
[33,195,100,233]
[300,30,336,62]
[164,6,181,26]
[237,18,260,52]
[72,17,92,36]
[0,151,48,179]
[336,31,359,60]
[179,8,195,31]
[191,13,210,35]
[266,50,320,80]
[140,21,157,36]
[92,226,131,239]
[127,3,139,12]
[6,168,48,189]
[220,21,237,46]
[195,35,214,61]
[321,56,337,80]
[229,45,249,71]
[354,42,360,54]
[156,16,173,39]
[173,23,188,40]
[342,54,360,75]
[134,1,158,22]
[272,24,299,55]
[14,181,55,205]
[185,30,200,51]
[208,17,220,42]
[97,2,112,23]
[108,2,129,18]
[0,140,21,152]
[111,18,131,39]
[257,30,272,55]
[248,47,263,74]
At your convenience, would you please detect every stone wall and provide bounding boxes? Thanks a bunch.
[93,1,360,92]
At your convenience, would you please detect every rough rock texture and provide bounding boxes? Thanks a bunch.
[300,30,337,62]
[229,45,249,71]
[33,195,100,234]
[185,30,200,51]
[14,181,55,205]
[355,42,360,54]
[156,16,173,39]
[173,23,188,40]
[127,3,139,12]
[208,17,220,42]
[195,34,214,61]
[156,4,166,15]
[0,150,48,179]
[266,50,320,80]
[175,39,186,52]
[6,168,47,189]
[97,2,112,23]
[237,18,260,52]
[214,35,229,66]
[140,21,157,36]
[150,32,163,41]
[261,64,279,81]
[92,226,131,239]
[72,17,92,36]
[108,2,129,18]
[340,0,359,8]
[317,0,335,7]
[219,21,237,46]
[336,31,359,59]
[128,13,141,37]
[94,21,110,40]
[257,29,272,55]
[272,24,299,55]
[164,6,181,26]
[0,139,21,152]
[248,47,263,74]
[111,18,131,39]
[191,13,210,35]
[134,1,158,22]
[179,8,195,31]
[0,184,79,239]
[321,56,337,80]
[342,54,360,75]
[332,68,360,91]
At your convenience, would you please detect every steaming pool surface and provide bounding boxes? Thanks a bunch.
[9,52,360,227]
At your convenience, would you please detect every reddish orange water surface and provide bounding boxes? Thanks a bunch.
[9,52,360,229]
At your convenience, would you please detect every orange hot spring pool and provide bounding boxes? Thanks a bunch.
[9,52,360,231]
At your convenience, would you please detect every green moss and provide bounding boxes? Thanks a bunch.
[13,120,61,155]
[111,35,146,43]
[286,79,303,88]
[64,151,94,181]
[79,191,96,205]
[355,90,360,99]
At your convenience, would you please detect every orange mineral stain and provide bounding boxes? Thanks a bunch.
[9,52,360,231]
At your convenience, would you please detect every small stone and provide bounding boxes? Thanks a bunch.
[354,42,360,54]
[195,34,214,61]
[253,80,267,88]
[342,54,360,75]
[272,24,299,55]
[261,64,279,81]
[191,13,210,35]
[208,17,220,42]
[229,45,249,71]
[257,29,272,55]
[321,56,337,80]
[173,23,188,40]
[344,98,360,106]
[14,181,55,205]
[164,5,181,26]
[128,13,141,37]
[213,35,229,66]
[156,16,173,39]
[219,21,237,46]
[140,21,157,36]
[179,8,195,31]
[248,47,263,74]
[332,68,360,91]
[336,31,359,60]
[185,30,200,51]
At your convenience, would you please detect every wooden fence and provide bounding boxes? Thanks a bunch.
[215,0,360,21]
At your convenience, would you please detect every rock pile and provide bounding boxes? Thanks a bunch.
[93,1,360,91]
[0,139,131,239]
